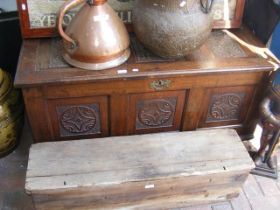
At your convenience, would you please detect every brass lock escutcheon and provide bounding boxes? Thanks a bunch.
[150,79,171,91]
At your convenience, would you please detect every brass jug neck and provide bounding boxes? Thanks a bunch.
[87,0,107,6]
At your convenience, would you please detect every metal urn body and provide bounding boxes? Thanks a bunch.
[0,69,24,157]
[132,0,214,58]
[58,0,130,70]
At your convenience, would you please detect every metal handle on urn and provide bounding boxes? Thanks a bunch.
[200,0,214,13]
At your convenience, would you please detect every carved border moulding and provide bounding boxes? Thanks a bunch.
[56,104,101,137]
[206,93,245,123]
[136,98,177,130]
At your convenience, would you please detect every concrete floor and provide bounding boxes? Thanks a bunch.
[1,122,280,210]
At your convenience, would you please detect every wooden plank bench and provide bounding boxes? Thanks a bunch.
[25,129,254,210]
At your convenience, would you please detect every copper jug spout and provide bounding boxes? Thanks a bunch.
[58,0,130,70]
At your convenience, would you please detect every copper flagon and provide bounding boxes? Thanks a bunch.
[58,0,130,70]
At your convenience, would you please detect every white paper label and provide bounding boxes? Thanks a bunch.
[145,184,155,189]
[117,70,127,74]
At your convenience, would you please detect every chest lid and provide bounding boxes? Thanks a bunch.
[15,28,275,87]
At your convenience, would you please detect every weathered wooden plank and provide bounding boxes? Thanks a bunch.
[32,171,245,210]
[26,158,250,193]
[26,129,254,209]
[26,129,254,191]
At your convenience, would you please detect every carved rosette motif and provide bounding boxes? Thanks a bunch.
[57,104,100,137]
[206,93,245,122]
[136,98,176,129]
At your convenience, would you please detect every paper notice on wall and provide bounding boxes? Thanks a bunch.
[26,0,134,28]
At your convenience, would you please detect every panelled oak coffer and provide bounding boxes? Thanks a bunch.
[15,28,274,142]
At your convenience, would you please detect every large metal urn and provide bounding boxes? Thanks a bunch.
[58,0,130,70]
[0,69,24,157]
[132,0,214,58]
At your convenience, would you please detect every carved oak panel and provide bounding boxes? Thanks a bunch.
[56,104,101,137]
[46,96,108,140]
[206,93,245,122]
[198,86,256,129]
[136,98,177,129]
[128,91,187,134]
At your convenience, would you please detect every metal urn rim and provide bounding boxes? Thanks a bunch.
[63,48,130,70]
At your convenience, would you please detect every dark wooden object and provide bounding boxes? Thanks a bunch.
[25,129,254,210]
[15,27,275,143]
[251,70,280,179]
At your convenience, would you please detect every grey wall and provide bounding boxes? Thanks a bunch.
[0,0,17,12]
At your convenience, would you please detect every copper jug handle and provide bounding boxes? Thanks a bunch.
[58,0,85,49]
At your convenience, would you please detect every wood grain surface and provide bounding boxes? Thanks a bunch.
[26,129,254,209]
